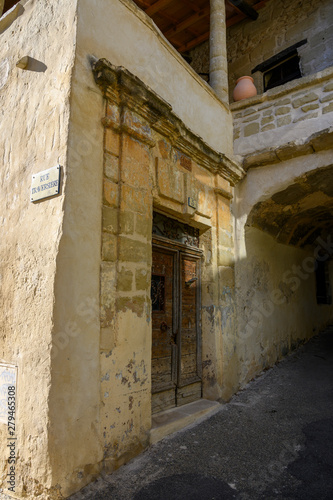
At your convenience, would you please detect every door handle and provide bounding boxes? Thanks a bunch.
[185,277,198,286]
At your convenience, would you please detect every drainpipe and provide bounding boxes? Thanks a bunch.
[209,0,228,103]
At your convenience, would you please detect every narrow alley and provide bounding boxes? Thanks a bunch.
[71,327,333,500]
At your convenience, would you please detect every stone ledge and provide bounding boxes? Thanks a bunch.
[243,126,333,170]
[150,399,221,445]
[230,66,333,111]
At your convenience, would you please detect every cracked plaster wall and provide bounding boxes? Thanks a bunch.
[0,0,77,497]
[233,151,333,388]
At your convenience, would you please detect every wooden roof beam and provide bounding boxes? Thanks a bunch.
[227,0,259,20]
[178,31,210,53]
[146,0,175,17]
[165,5,210,38]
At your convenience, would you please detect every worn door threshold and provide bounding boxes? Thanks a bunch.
[150,399,221,445]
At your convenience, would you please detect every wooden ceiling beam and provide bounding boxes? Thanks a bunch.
[180,0,202,14]
[146,0,175,17]
[178,31,210,53]
[227,0,259,20]
[165,5,210,38]
[226,1,267,27]
[134,0,150,10]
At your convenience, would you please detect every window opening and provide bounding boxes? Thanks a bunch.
[263,53,301,91]
[252,40,306,92]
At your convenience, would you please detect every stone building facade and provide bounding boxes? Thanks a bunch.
[0,0,332,498]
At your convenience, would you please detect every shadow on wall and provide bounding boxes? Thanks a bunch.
[0,1,24,35]
[234,223,333,387]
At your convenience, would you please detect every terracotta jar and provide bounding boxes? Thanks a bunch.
[233,76,257,102]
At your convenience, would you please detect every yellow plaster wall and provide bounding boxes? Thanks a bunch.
[0,0,77,497]
[76,0,234,156]
[96,66,237,472]
[46,11,107,499]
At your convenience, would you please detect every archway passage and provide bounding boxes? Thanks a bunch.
[247,165,333,249]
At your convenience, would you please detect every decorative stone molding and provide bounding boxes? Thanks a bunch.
[93,58,245,186]
[242,126,333,170]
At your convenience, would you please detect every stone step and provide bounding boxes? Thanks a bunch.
[150,399,221,445]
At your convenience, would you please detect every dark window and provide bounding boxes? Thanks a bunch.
[315,260,332,305]
[151,275,165,311]
[252,40,306,92]
[263,53,301,91]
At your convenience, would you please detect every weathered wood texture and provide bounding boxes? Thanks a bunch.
[151,240,202,414]
[151,249,176,393]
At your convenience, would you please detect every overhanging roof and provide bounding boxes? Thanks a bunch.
[132,0,269,53]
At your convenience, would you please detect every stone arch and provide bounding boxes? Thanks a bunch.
[246,164,333,248]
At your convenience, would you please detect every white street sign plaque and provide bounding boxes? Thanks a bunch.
[31,165,61,202]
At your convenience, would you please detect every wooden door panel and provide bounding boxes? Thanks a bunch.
[151,242,202,414]
[177,381,202,407]
[152,388,176,414]
[151,248,177,412]
[179,255,200,386]
[151,357,174,387]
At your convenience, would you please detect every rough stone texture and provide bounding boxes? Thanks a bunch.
[277,116,292,127]
[231,67,333,157]
[244,122,260,137]
[275,106,291,115]
[323,102,333,114]
[0,1,80,498]
[227,0,333,102]
[261,123,276,132]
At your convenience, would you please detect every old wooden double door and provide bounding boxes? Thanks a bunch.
[151,242,202,414]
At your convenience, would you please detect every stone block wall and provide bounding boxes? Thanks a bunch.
[231,67,333,159]
[190,0,333,103]
[228,0,333,101]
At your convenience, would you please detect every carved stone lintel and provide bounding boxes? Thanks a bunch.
[93,58,245,186]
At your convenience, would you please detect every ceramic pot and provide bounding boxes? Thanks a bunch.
[233,76,257,101]
[0,1,4,17]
